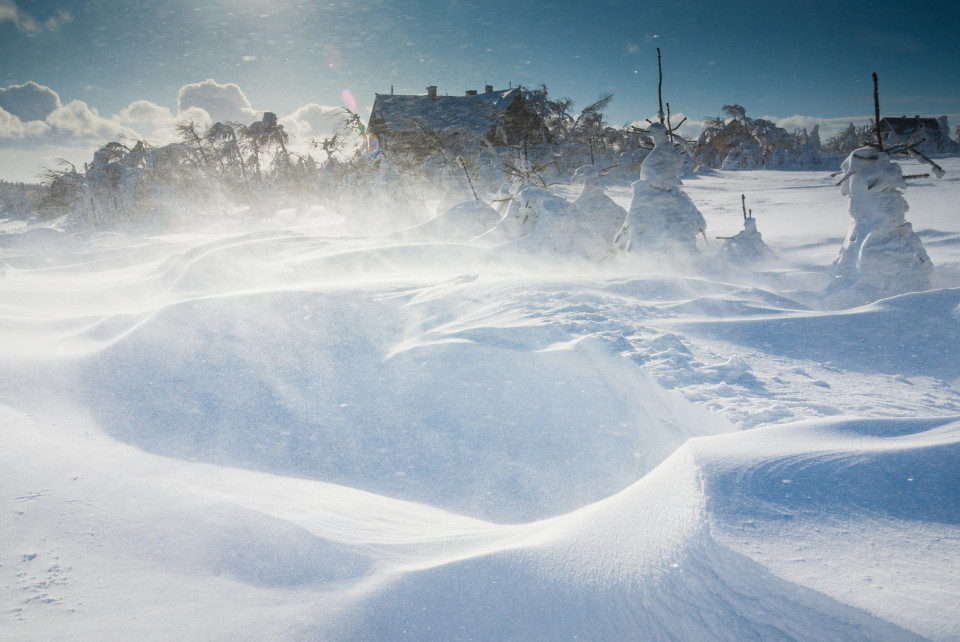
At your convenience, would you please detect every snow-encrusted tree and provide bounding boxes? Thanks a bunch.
[615,122,706,256]
[809,124,821,151]
[827,147,932,303]
[826,72,946,304]
[490,186,613,261]
[571,164,626,246]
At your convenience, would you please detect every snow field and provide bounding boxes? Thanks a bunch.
[2,158,960,639]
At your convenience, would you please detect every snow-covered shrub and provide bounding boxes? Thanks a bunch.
[719,216,775,265]
[496,186,614,260]
[481,185,551,243]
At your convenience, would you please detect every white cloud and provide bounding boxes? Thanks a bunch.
[0,1,16,25]
[0,81,62,121]
[46,100,138,141]
[177,79,258,124]
[280,103,345,144]
[0,106,28,138]
[0,96,137,181]
[0,79,349,181]
[0,83,147,145]
[114,100,175,126]
[0,1,71,34]
[111,99,184,143]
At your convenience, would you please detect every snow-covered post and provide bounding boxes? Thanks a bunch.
[827,147,932,302]
[614,122,706,256]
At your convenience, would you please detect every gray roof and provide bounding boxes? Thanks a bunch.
[878,116,942,136]
[369,88,522,138]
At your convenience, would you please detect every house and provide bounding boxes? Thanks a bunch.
[366,85,544,157]
[877,116,942,148]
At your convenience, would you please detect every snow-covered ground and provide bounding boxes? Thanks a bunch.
[2,159,959,640]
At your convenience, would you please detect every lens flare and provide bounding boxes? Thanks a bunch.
[341,88,357,113]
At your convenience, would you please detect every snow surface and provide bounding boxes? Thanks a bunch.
[2,158,960,640]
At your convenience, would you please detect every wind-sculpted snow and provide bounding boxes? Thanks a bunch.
[664,287,960,380]
[3,161,960,639]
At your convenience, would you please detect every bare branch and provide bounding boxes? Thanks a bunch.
[657,47,664,124]
[873,72,883,151]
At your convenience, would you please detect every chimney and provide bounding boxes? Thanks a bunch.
[465,89,478,96]
[485,84,493,94]
[426,85,437,100]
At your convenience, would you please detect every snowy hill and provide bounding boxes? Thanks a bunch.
[2,158,959,640]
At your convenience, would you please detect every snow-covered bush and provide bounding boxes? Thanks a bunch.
[719,215,775,265]
[481,185,551,244]
[491,186,614,260]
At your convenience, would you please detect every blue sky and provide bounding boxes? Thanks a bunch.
[1,0,958,181]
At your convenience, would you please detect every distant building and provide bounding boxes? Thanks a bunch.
[366,85,544,157]
[877,116,943,150]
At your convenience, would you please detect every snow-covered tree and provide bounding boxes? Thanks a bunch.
[615,122,706,256]
[822,123,875,154]
[809,124,821,151]
[571,164,627,246]
[827,147,933,303]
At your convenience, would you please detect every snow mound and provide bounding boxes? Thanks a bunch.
[4,161,960,639]
[391,198,501,241]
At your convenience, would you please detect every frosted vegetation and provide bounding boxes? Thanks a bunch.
[25,87,959,232]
